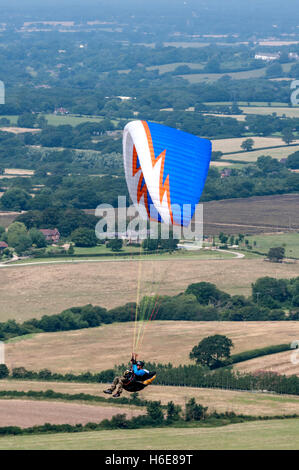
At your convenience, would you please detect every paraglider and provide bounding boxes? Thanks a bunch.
[104,354,156,397]
[103,121,211,397]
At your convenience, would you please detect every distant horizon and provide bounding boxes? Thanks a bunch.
[0,0,298,37]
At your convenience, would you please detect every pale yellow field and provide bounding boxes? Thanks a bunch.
[0,380,298,417]
[0,255,299,321]
[222,145,299,162]
[240,107,299,118]
[235,350,299,376]
[0,127,41,134]
[212,137,299,154]
[1,258,299,322]
[204,113,246,121]
[5,321,299,373]
[0,399,143,428]
[4,168,35,175]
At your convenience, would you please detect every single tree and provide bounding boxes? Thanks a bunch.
[268,246,285,263]
[185,398,208,421]
[241,138,254,151]
[0,364,9,379]
[282,128,295,145]
[190,334,234,368]
[106,238,123,252]
[71,228,98,247]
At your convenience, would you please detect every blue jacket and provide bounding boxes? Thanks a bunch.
[132,364,148,377]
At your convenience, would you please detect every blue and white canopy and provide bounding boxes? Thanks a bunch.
[123,120,211,227]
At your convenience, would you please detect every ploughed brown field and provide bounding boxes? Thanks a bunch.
[1,257,299,321]
[5,321,299,373]
[85,194,299,236]
[0,399,144,428]
[0,211,21,228]
[201,194,299,235]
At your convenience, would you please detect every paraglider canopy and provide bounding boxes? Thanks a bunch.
[123,120,212,227]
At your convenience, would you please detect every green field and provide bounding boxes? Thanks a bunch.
[0,419,298,449]
[9,247,239,266]
[146,62,205,73]
[44,114,121,127]
[0,114,121,127]
[179,67,267,83]
[245,232,299,258]
[181,62,297,83]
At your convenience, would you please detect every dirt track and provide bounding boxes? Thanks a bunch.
[0,399,143,428]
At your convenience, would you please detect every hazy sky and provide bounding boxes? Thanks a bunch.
[0,0,297,34]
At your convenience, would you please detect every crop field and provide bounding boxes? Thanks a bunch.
[1,254,298,321]
[0,127,41,134]
[0,419,298,450]
[0,380,298,418]
[235,350,299,376]
[4,321,299,373]
[0,399,143,428]
[240,107,299,118]
[4,168,35,175]
[202,193,299,235]
[204,113,247,122]
[212,137,299,154]
[222,145,299,163]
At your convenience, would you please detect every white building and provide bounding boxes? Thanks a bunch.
[255,52,280,61]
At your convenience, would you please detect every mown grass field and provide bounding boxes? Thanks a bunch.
[245,232,299,258]
[180,62,296,83]
[0,419,298,450]
[11,247,236,263]
[146,62,205,73]
[0,380,298,417]
[0,114,120,127]
[1,256,298,321]
[179,68,267,83]
[4,321,299,373]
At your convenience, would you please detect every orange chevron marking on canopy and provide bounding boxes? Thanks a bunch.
[141,121,174,224]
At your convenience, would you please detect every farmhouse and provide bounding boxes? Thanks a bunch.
[54,107,69,115]
[39,228,60,243]
[255,52,280,61]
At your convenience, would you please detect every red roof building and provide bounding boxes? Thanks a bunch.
[39,229,60,243]
[0,241,8,250]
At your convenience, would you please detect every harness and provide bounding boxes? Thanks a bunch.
[123,367,156,392]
